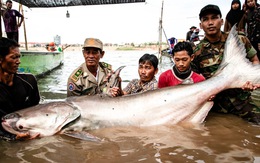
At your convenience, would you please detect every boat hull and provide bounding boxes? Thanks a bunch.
[18,51,64,78]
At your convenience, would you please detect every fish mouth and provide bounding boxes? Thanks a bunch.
[1,113,25,135]
[1,113,35,139]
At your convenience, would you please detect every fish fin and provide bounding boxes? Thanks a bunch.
[103,66,125,96]
[62,131,102,142]
[216,25,260,88]
[189,101,214,123]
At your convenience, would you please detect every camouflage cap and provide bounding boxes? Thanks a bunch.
[83,38,103,50]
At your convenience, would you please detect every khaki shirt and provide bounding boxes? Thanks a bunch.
[67,62,112,97]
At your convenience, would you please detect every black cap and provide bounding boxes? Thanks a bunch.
[199,4,222,20]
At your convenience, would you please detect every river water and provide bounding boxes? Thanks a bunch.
[1,50,260,163]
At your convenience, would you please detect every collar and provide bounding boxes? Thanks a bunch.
[172,65,192,80]
[202,31,228,47]
[81,63,104,78]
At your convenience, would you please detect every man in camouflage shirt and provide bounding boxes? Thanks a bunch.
[192,4,260,124]
[67,38,121,97]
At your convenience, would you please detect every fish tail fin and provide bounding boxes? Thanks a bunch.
[103,66,125,96]
[216,25,260,88]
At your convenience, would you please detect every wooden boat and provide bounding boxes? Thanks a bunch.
[18,50,64,78]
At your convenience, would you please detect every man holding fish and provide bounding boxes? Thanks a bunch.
[192,4,260,124]
[0,37,40,140]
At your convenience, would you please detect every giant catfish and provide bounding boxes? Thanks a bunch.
[2,26,260,140]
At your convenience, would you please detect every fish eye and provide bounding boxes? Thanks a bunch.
[18,125,23,129]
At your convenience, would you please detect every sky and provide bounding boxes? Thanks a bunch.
[7,0,231,44]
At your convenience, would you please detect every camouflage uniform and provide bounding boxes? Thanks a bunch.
[192,31,260,124]
[238,4,260,59]
[67,62,112,97]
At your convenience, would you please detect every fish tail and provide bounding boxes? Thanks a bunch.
[216,26,260,88]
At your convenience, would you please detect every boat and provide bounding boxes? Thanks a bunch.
[18,50,64,78]
[0,0,145,78]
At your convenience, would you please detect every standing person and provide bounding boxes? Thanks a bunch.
[0,37,40,140]
[168,37,177,54]
[192,4,260,124]
[158,42,205,88]
[120,53,158,95]
[238,0,260,59]
[67,38,120,97]
[1,0,24,43]
[186,26,196,42]
[224,0,244,32]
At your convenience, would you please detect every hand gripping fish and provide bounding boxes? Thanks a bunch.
[1,26,260,141]
[103,66,125,97]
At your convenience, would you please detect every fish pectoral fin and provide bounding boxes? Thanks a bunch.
[62,131,102,142]
[189,101,214,123]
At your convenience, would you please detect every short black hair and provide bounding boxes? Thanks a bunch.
[0,37,19,58]
[172,42,193,57]
[139,53,158,69]
[6,0,12,4]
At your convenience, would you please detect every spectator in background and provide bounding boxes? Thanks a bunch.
[168,37,177,54]
[190,28,200,43]
[238,0,260,59]
[1,0,24,43]
[224,0,245,32]
[45,42,57,51]
[186,26,196,42]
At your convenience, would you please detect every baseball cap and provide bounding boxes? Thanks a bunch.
[190,26,196,30]
[199,4,222,20]
[83,38,103,50]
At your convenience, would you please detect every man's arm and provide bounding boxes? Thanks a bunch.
[18,14,24,27]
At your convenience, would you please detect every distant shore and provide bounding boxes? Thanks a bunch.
[20,45,163,52]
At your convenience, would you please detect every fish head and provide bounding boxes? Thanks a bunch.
[1,102,81,139]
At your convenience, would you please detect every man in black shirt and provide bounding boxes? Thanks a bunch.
[0,37,40,140]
